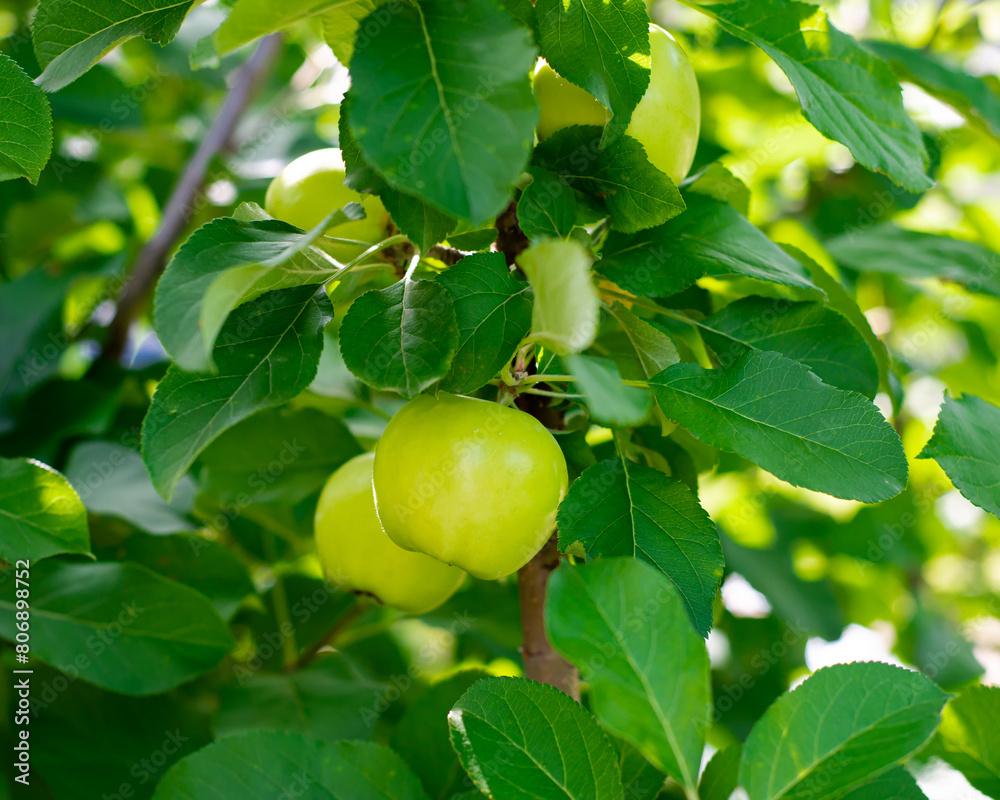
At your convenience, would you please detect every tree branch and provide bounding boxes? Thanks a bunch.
[496,200,580,700]
[101,33,284,361]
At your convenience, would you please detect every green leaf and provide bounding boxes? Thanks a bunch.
[597,196,817,298]
[392,670,490,799]
[110,533,253,621]
[0,457,90,563]
[198,407,362,505]
[738,662,947,800]
[517,239,599,355]
[836,767,929,800]
[649,351,908,503]
[0,561,233,695]
[618,742,665,800]
[608,303,679,378]
[534,127,685,233]
[153,733,432,800]
[519,167,578,241]
[381,189,457,252]
[0,54,53,184]
[547,559,710,793]
[339,278,459,398]
[722,530,843,641]
[700,745,741,800]
[783,244,891,392]
[321,0,388,66]
[919,394,1000,519]
[678,0,931,192]
[143,285,332,501]
[867,40,1000,139]
[700,296,879,398]
[64,442,196,534]
[216,657,386,741]
[534,0,649,130]
[826,225,1000,297]
[557,458,723,636]
[437,252,533,394]
[348,0,538,222]
[685,162,750,216]
[448,676,624,800]
[566,354,652,426]
[154,206,342,373]
[216,0,385,57]
[33,0,194,92]
[924,685,1000,799]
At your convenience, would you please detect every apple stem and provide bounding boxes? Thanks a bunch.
[518,534,581,701]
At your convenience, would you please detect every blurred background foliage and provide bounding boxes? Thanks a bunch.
[1,0,999,798]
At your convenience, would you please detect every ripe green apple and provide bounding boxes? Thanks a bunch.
[315,452,465,614]
[533,24,701,184]
[372,393,569,580]
[265,148,390,263]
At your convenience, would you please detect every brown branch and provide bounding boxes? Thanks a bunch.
[518,534,580,700]
[101,33,284,362]
[497,199,580,700]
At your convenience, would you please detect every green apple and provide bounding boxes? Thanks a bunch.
[533,24,701,184]
[315,452,465,614]
[372,393,569,580]
[265,148,390,263]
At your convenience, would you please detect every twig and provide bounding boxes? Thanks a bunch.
[496,200,580,699]
[518,534,580,700]
[284,599,369,673]
[101,33,284,361]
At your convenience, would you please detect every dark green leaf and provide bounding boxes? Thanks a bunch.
[557,459,723,636]
[437,252,532,394]
[142,285,332,501]
[826,224,1000,297]
[738,662,947,800]
[608,303,679,378]
[339,278,458,397]
[566,354,652,426]
[924,685,1000,798]
[534,0,649,129]
[677,0,931,191]
[448,676,624,800]
[152,733,432,800]
[216,657,386,741]
[321,1,389,66]
[685,162,750,215]
[0,561,233,695]
[108,533,252,621]
[65,442,196,534]
[381,189,457,252]
[597,196,816,298]
[547,559,710,793]
[867,40,1000,139]
[918,394,1000,518]
[154,207,340,373]
[198,407,362,505]
[0,54,53,184]
[534,126,684,233]
[836,767,929,800]
[519,167,578,241]
[617,743,664,800]
[701,296,879,398]
[649,351,908,503]
[33,0,195,92]
[348,0,538,222]
[700,745,741,800]
[392,670,490,799]
[722,530,843,641]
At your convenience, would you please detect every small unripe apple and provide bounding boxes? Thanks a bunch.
[265,148,390,263]
[373,393,569,580]
[315,452,465,614]
[533,24,701,184]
